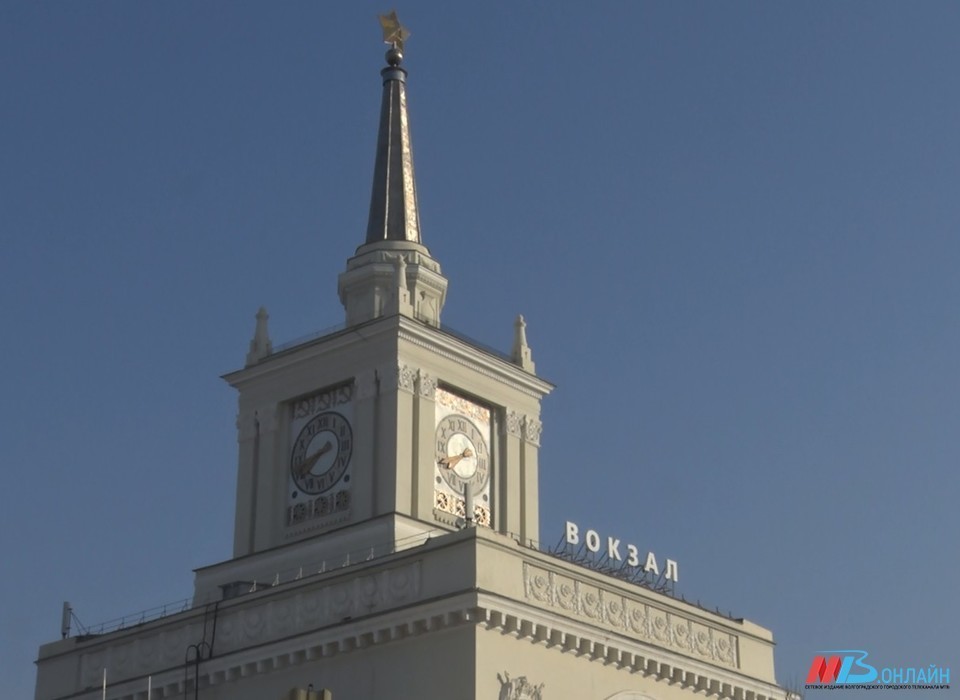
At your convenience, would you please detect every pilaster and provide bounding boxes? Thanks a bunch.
[233,409,259,557]
[520,415,542,545]
[393,363,417,515]
[500,410,524,536]
[252,403,281,553]
[351,368,379,523]
[412,369,437,520]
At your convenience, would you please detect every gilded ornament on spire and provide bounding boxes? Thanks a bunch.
[378,11,410,50]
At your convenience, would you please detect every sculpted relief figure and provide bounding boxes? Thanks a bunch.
[497,671,545,700]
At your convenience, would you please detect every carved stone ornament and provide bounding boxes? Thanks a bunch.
[522,416,542,446]
[291,383,354,420]
[522,562,738,668]
[498,671,544,700]
[416,369,437,399]
[380,363,417,394]
[504,410,522,438]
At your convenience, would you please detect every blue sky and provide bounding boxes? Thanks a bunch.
[2,2,958,697]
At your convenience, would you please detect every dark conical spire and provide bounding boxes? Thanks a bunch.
[339,15,448,327]
[365,34,421,244]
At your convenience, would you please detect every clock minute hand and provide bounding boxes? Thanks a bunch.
[296,440,333,476]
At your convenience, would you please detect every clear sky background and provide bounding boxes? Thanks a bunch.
[2,2,958,698]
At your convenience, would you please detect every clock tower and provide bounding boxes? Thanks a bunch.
[194,26,553,601]
[35,19,789,700]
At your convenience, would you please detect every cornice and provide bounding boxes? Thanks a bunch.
[221,315,554,405]
[397,318,554,400]
[221,317,398,389]
[473,594,785,700]
[76,593,784,700]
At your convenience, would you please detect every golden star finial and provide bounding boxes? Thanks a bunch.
[378,10,410,50]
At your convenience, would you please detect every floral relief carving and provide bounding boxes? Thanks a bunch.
[628,605,648,636]
[416,369,437,398]
[397,363,416,393]
[526,573,552,605]
[505,410,522,437]
[694,629,712,657]
[556,580,578,613]
[521,563,738,669]
[651,611,671,643]
[581,588,602,619]
[673,620,691,650]
[522,416,542,446]
[606,598,626,629]
[716,635,736,664]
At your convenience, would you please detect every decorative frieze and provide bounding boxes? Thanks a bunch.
[522,563,738,669]
[291,383,353,420]
[434,490,491,527]
[80,622,200,688]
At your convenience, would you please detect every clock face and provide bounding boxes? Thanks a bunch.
[436,414,489,494]
[434,388,492,525]
[290,411,353,495]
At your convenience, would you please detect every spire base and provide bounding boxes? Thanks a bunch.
[338,241,447,327]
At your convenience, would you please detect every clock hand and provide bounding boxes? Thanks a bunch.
[296,440,333,476]
[440,454,464,469]
[439,447,474,469]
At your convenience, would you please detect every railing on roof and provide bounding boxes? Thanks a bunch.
[69,529,447,639]
[67,597,194,638]
[270,314,514,364]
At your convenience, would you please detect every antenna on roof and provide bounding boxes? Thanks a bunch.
[61,601,72,639]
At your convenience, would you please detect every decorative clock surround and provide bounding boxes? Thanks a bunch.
[434,386,493,526]
[286,383,355,532]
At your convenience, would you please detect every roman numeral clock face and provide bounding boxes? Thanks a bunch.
[291,412,352,494]
[436,415,488,492]
[287,384,354,531]
[434,387,492,526]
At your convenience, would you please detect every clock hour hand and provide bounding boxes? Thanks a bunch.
[439,447,474,469]
[296,440,333,476]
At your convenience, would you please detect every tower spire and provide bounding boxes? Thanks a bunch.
[338,14,448,327]
[366,12,420,244]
